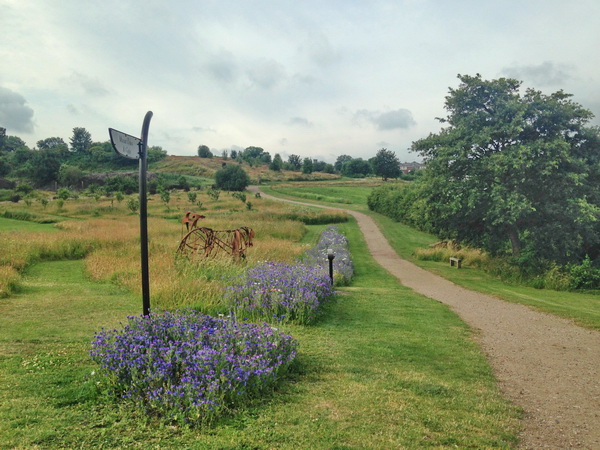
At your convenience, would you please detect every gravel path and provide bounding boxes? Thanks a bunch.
[252,187,600,449]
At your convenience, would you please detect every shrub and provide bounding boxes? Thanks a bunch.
[126,197,139,213]
[214,165,250,191]
[207,188,220,201]
[90,311,297,426]
[57,188,71,200]
[568,256,600,290]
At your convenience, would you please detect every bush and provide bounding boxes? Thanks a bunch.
[214,165,250,191]
[126,197,139,213]
[90,311,297,425]
[568,256,600,290]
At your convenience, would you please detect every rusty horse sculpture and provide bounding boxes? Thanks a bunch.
[177,211,254,260]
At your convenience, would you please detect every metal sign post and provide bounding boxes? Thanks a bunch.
[108,111,153,316]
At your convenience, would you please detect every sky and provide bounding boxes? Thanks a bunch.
[2,0,599,163]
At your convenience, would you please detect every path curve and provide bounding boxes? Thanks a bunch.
[251,187,600,449]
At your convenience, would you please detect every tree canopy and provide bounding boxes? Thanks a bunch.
[372,148,401,180]
[197,145,213,158]
[214,164,250,191]
[70,127,93,153]
[341,158,371,178]
[372,74,600,266]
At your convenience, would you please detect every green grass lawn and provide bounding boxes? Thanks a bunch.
[263,185,374,211]
[0,220,520,448]
[0,216,60,233]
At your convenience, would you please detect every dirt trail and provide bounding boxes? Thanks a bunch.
[252,187,600,449]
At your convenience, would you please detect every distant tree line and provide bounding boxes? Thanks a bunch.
[196,143,418,179]
[0,127,167,188]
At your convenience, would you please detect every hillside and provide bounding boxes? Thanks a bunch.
[152,155,340,183]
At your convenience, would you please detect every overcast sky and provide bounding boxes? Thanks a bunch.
[2,0,599,162]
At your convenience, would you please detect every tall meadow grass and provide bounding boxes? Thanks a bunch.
[1,189,335,309]
[414,241,490,268]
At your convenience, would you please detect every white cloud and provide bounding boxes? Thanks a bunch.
[2,0,599,160]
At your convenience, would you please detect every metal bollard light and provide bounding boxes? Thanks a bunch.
[327,248,335,285]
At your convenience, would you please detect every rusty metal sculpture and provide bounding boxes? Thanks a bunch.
[177,211,254,260]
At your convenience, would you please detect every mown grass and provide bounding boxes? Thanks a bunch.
[267,181,600,331]
[264,182,379,211]
[0,221,520,448]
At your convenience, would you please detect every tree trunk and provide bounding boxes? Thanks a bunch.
[508,228,521,258]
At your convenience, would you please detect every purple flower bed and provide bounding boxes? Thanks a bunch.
[90,311,297,425]
[225,227,352,324]
[225,261,334,324]
[303,226,354,285]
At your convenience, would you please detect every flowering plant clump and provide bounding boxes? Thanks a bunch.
[303,226,354,285]
[225,262,334,324]
[90,311,297,425]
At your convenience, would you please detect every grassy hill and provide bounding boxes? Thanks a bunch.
[152,155,340,183]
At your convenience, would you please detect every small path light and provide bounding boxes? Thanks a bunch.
[327,248,335,285]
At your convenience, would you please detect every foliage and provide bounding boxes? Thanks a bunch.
[15,183,34,194]
[375,74,600,267]
[159,188,171,207]
[568,256,600,290]
[334,154,352,172]
[372,148,401,180]
[57,187,71,200]
[90,311,297,426]
[269,153,283,171]
[37,137,68,151]
[207,188,220,200]
[58,164,85,187]
[70,127,93,153]
[197,145,213,158]
[214,164,250,191]
[126,197,139,213]
[341,158,371,177]
[24,148,65,186]
[231,191,246,203]
[287,154,302,171]
[301,157,313,174]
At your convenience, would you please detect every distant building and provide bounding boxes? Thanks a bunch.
[399,161,425,174]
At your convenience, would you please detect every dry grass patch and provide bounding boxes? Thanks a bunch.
[415,241,490,268]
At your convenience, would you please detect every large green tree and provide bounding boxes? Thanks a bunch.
[411,74,600,264]
[70,127,92,153]
[372,148,401,181]
[287,154,302,171]
[269,153,283,171]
